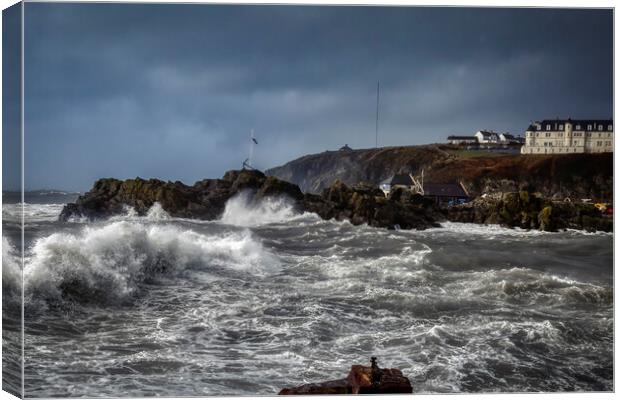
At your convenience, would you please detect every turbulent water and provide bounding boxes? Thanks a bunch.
[2,192,613,397]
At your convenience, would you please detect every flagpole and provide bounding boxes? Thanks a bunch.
[375,81,380,148]
[249,129,255,168]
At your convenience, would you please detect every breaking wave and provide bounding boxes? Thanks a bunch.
[2,237,21,296]
[19,220,277,307]
[220,192,314,227]
[2,203,65,224]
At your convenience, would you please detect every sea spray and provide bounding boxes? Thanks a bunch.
[220,192,302,227]
[20,220,277,307]
[3,193,612,396]
[2,237,22,297]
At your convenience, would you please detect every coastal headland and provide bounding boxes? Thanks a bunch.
[60,147,612,232]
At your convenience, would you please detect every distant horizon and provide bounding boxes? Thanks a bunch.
[3,4,613,192]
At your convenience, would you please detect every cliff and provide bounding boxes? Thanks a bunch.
[266,145,613,200]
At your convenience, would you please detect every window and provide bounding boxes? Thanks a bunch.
[537,126,541,131]
[587,125,592,130]
[586,132,592,137]
[597,141,602,146]
[608,125,613,131]
[546,124,551,130]
[576,125,581,130]
[598,125,603,131]
[545,132,551,137]
[559,133,563,137]
[559,124,563,130]
[536,132,540,137]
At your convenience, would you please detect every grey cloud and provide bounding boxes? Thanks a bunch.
[13,3,613,191]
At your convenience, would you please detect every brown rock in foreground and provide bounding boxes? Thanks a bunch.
[278,359,413,395]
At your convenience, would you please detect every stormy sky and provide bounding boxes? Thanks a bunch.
[3,3,613,191]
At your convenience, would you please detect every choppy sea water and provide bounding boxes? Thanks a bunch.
[2,192,613,397]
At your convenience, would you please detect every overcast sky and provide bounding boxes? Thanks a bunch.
[3,4,613,191]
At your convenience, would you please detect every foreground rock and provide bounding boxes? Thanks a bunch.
[447,191,612,232]
[60,170,440,230]
[279,358,413,395]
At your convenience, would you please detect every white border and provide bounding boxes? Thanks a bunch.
[0,1,616,400]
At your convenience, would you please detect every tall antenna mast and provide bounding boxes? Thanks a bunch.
[375,81,380,148]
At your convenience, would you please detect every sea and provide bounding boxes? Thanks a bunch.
[1,191,614,397]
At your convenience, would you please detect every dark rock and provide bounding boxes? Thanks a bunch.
[59,170,440,230]
[447,192,612,232]
[259,176,303,200]
[279,358,413,395]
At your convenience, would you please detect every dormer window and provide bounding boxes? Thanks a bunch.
[559,124,564,130]
[546,124,551,130]
[576,125,581,130]
[587,125,592,130]
[537,125,541,131]
[598,125,603,131]
[608,125,613,131]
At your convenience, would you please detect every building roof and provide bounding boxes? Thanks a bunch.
[447,135,477,140]
[477,130,499,138]
[527,119,613,132]
[339,144,353,151]
[423,183,468,198]
[501,133,516,140]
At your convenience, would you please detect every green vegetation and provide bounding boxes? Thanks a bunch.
[447,149,506,158]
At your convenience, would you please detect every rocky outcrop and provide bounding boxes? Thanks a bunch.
[447,191,612,232]
[303,181,440,230]
[278,358,413,395]
[59,170,439,230]
[266,145,613,200]
[60,170,611,233]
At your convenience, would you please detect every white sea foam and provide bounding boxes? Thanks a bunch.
[425,221,612,238]
[21,220,277,305]
[426,222,552,237]
[145,202,171,220]
[220,192,308,227]
[2,203,65,224]
[2,237,22,291]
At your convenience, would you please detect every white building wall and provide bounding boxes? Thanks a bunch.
[520,122,613,154]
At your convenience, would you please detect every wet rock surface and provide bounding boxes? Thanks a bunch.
[60,170,611,232]
[279,359,413,395]
[60,170,440,230]
[447,191,612,232]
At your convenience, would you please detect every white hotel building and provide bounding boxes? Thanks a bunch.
[521,119,613,154]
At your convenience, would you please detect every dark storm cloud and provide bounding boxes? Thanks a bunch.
[19,3,612,191]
